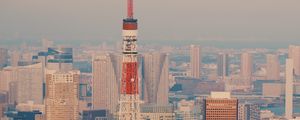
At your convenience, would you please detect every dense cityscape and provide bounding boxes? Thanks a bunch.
[0,0,300,120]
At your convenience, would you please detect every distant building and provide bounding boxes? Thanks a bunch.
[140,104,175,120]
[266,54,280,80]
[190,45,201,78]
[0,48,8,69]
[10,51,20,67]
[82,109,109,120]
[262,83,284,97]
[204,92,238,120]
[288,45,300,76]
[47,47,73,71]
[238,103,260,120]
[217,53,230,78]
[5,110,43,120]
[0,63,43,104]
[92,53,121,114]
[142,52,169,105]
[240,52,253,86]
[176,100,198,120]
[45,70,80,120]
[285,59,294,119]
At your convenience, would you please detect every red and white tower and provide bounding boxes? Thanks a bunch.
[118,0,141,119]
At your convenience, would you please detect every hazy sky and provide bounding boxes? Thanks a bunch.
[0,0,300,46]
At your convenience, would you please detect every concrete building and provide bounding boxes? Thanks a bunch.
[288,45,300,76]
[45,70,80,120]
[217,53,230,78]
[176,100,198,120]
[266,54,280,80]
[142,52,169,105]
[285,59,294,119]
[238,103,260,120]
[204,92,238,120]
[190,45,201,78]
[140,104,175,120]
[240,52,253,86]
[92,53,121,114]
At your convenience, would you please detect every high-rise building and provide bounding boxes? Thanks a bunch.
[285,59,294,119]
[266,54,280,80]
[92,53,121,114]
[118,0,141,119]
[204,92,238,120]
[0,63,43,104]
[45,70,80,120]
[238,103,260,120]
[288,45,300,76]
[240,52,253,85]
[142,52,169,105]
[217,53,230,78]
[47,47,73,71]
[0,48,8,69]
[190,45,201,78]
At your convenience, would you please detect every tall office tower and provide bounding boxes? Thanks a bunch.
[190,45,201,78]
[266,54,280,80]
[11,51,20,67]
[285,59,294,119]
[288,45,300,76]
[240,52,253,85]
[47,47,73,71]
[204,92,238,120]
[92,53,121,114]
[0,48,8,69]
[217,53,230,78]
[45,70,80,120]
[142,52,169,105]
[238,103,260,120]
[118,0,141,119]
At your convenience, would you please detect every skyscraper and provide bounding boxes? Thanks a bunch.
[204,92,238,120]
[285,59,294,119]
[217,53,230,78]
[240,52,253,85]
[92,53,121,114]
[266,54,280,80]
[288,45,300,76]
[142,52,169,105]
[190,45,201,78]
[45,70,80,120]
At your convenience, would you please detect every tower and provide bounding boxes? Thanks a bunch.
[118,0,141,119]
[240,52,253,86]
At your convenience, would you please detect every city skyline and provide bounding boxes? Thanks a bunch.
[0,0,300,48]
